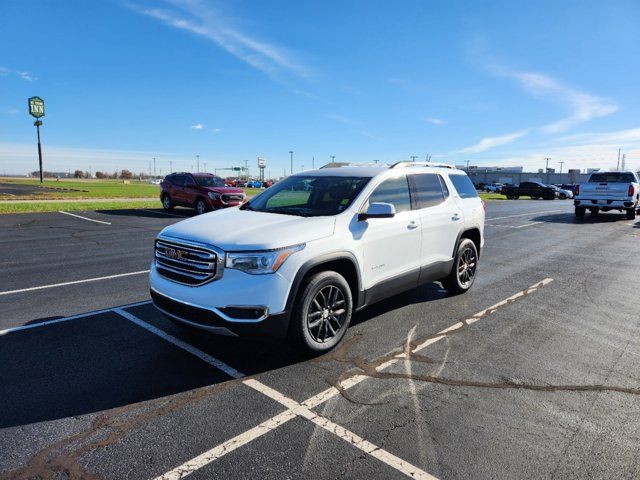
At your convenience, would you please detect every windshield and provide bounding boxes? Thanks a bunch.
[194,176,226,187]
[589,172,636,183]
[242,175,371,217]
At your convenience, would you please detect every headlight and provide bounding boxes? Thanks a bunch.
[208,192,219,200]
[225,244,305,275]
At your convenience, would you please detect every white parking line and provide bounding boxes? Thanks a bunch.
[486,221,543,229]
[59,210,112,225]
[114,308,244,379]
[0,300,152,336]
[145,279,553,479]
[244,379,438,480]
[0,270,150,296]
[486,210,563,221]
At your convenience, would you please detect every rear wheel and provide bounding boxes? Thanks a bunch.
[626,208,636,220]
[289,271,353,355]
[441,239,478,295]
[559,193,567,200]
[575,206,586,219]
[161,194,173,212]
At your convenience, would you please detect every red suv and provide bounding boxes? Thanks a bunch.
[160,173,246,214]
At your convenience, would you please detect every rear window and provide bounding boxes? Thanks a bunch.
[589,172,636,183]
[408,173,446,209]
[448,174,478,199]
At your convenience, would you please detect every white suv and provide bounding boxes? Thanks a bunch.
[150,162,485,353]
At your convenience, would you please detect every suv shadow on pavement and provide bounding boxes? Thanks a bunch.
[531,212,630,224]
[94,208,196,219]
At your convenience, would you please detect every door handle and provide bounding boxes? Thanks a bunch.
[407,221,419,229]
[451,213,461,221]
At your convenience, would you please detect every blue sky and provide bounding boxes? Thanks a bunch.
[1,0,639,176]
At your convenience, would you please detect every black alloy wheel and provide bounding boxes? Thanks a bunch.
[306,285,347,343]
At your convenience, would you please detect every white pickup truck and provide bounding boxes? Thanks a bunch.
[574,171,640,219]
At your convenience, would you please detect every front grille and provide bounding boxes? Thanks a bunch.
[155,238,220,285]
[221,193,244,204]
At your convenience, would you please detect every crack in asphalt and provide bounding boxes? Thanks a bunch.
[0,382,237,480]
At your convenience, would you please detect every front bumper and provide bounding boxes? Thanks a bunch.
[151,289,290,338]
[149,261,293,338]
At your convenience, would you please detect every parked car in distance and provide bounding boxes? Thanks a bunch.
[484,182,504,193]
[574,171,639,219]
[551,185,573,199]
[150,162,485,354]
[160,172,246,215]
[503,181,557,200]
[244,180,263,188]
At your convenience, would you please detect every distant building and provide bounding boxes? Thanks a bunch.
[460,165,524,173]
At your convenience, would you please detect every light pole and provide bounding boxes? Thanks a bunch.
[330,155,336,163]
[289,151,294,177]
[196,155,200,172]
[544,157,551,184]
[410,155,418,162]
[153,157,156,178]
[169,160,173,173]
[559,161,564,174]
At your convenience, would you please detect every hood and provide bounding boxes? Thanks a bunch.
[159,208,336,250]
[204,186,244,194]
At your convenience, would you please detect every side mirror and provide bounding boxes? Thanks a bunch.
[358,202,396,221]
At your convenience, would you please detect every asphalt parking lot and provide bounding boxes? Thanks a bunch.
[2,201,640,479]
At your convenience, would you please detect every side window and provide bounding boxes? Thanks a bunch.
[172,175,185,186]
[366,176,411,213]
[520,182,533,188]
[184,175,196,186]
[449,174,478,198]
[408,174,445,209]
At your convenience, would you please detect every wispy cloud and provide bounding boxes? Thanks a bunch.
[325,113,356,125]
[555,127,640,146]
[191,123,204,130]
[0,67,36,81]
[491,67,617,133]
[128,0,308,79]
[212,128,221,133]
[461,129,529,154]
[423,117,444,126]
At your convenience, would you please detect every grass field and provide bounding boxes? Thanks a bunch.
[0,200,162,214]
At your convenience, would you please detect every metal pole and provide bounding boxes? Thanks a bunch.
[544,157,551,184]
[410,155,418,162]
[312,156,315,169]
[330,155,335,163]
[617,148,621,170]
[169,160,173,173]
[153,157,156,178]
[289,151,293,176]
[559,161,564,174]
[196,155,200,173]
[35,120,43,183]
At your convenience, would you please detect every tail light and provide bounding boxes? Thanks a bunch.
[628,185,635,197]
[574,185,580,196]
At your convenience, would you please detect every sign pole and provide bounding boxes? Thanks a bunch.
[28,96,45,182]
[35,120,43,183]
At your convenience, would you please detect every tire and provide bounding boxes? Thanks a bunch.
[195,198,208,215]
[559,193,567,200]
[544,194,555,200]
[626,208,636,220]
[161,194,174,212]
[575,207,586,219]
[441,238,478,295]
[288,271,353,355]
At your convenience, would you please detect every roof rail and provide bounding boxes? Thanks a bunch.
[389,161,455,169]
[320,162,387,169]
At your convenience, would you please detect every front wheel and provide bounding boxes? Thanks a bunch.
[195,199,208,215]
[289,271,353,355]
[441,239,478,295]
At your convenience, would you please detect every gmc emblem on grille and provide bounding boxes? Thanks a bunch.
[166,248,184,260]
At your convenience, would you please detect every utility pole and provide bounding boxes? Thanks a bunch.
[617,148,621,170]
[621,154,626,170]
[196,155,200,172]
[410,155,418,162]
[312,156,315,169]
[289,151,294,177]
[244,159,249,179]
[330,155,336,163]
[559,161,564,174]
[149,161,152,177]
[169,160,173,173]
[466,160,470,170]
[544,157,551,184]
[426,154,432,162]
[153,157,156,178]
